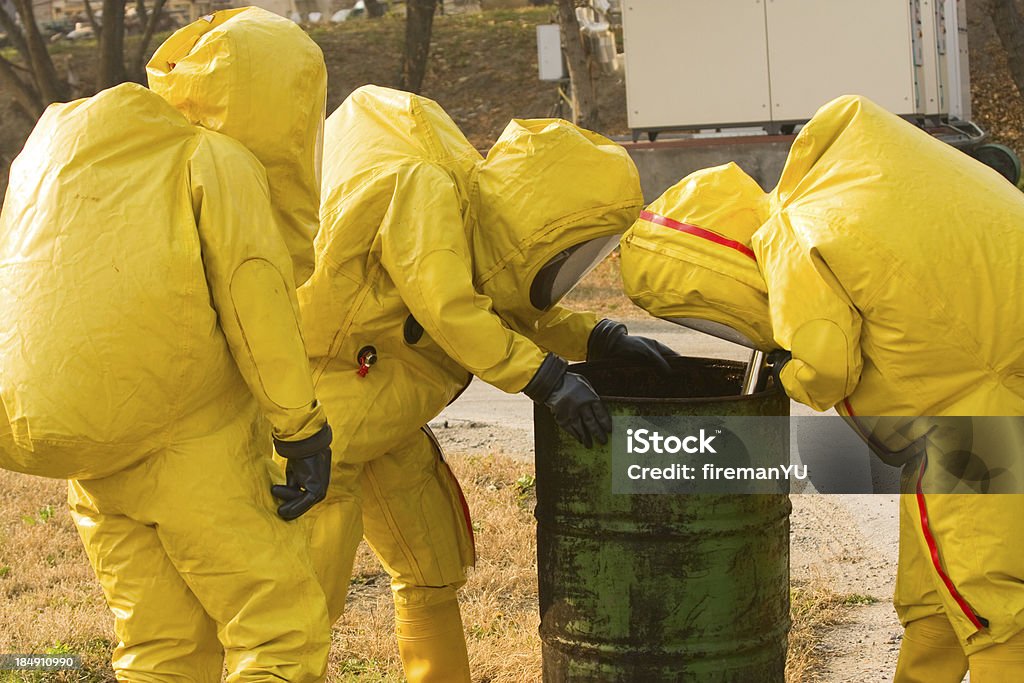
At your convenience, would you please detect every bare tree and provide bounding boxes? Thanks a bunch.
[82,0,101,34]
[0,0,69,118]
[400,0,437,93]
[128,0,170,81]
[364,0,386,18]
[987,0,1024,97]
[556,0,599,129]
[97,0,127,89]
[0,0,167,122]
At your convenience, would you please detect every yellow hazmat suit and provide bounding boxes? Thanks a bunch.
[0,9,331,681]
[299,85,644,682]
[620,95,1024,681]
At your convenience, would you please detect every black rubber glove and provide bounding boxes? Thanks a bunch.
[271,423,332,521]
[767,349,792,386]
[588,319,678,374]
[524,354,612,448]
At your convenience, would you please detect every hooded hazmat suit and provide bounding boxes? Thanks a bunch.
[620,95,1024,681]
[298,85,647,682]
[0,8,332,681]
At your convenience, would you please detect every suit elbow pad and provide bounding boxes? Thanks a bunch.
[229,258,316,410]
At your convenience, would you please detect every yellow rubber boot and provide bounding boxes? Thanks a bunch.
[394,589,471,683]
[894,615,968,683]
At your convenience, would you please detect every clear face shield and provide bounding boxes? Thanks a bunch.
[662,317,758,349]
[529,235,621,310]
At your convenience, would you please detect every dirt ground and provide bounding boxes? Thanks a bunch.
[788,496,902,682]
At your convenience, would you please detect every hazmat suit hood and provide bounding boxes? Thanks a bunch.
[619,162,776,350]
[319,84,483,197]
[147,7,327,284]
[471,119,644,330]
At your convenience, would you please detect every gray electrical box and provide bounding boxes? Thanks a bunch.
[622,0,970,135]
[537,24,566,82]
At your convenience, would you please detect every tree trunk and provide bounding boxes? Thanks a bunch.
[11,0,68,103]
[365,0,386,18]
[987,0,1024,97]
[0,2,32,65]
[0,54,44,119]
[556,0,599,129]
[134,0,148,25]
[83,0,102,35]
[128,0,168,83]
[400,0,437,93]
[96,0,127,90]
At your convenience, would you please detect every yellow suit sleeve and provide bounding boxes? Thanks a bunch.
[379,162,547,393]
[530,306,599,361]
[753,212,863,411]
[189,133,326,440]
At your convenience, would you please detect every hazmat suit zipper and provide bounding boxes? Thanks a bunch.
[914,453,988,631]
[844,399,988,632]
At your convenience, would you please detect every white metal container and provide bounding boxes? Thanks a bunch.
[622,0,969,134]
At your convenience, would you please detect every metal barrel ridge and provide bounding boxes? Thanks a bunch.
[535,356,791,682]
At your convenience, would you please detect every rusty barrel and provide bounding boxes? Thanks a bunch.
[534,357,791,682]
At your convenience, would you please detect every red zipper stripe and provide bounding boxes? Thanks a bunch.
[639,210,757,261]
[844,398,984,631]
[915,457,985,630]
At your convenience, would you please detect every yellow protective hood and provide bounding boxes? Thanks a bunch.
[620,163,776,350]
[757,94,1024,414]
[319,84,482,198]
[147,7,327,284]
[471,119,643,329]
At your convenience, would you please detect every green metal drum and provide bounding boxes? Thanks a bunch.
[535,357,791,682]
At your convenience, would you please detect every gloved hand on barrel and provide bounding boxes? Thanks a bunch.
[587,319,678,373]
[766,349,792,386]
[524,354,612,448]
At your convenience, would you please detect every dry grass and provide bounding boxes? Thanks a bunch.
[328,454,540,682]
[786,578,852,683]
[2,459,851,683]
[0,456,541,683]
[0,472,114,683]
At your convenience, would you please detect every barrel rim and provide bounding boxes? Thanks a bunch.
[568,357,783,405]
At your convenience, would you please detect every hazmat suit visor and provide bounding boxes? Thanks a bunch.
[147,7,328,285]
[529,235,620,310]
[663,317,758,349]
[473,118,643,321]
